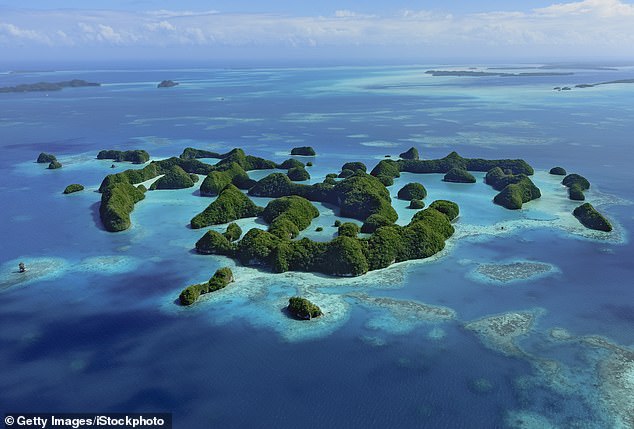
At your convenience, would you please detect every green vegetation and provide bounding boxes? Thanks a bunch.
[179,147,224,160]
[371,159,401,186]
[98,163,161,192]
[399,147,419,160]
[568,184,585,201]
[150,165,195,190]
[562,173,590,190]
[573,203,612,232]
[562,173,590,201]
[341,162,367,173]
[338,222,360,237]
[306,162,313,167]
[361,214,393,233]
[334,220,342,227]
[224,223,243,242]
[195,230,235,255]
[179,267,234,306]
[315,226,323,232]
[338,169,355,179]
[287,166,310,181]
[191,184,263,229]
[290,146,316,156]
[37,152,57,163]
[397,183,427,200]
[0,79,100,93]
[371,151,534,185]
[443,167,476,183]
[63,184,84,194]
[429,200,460,221]
[279,159,305,169]
[99,182,146,232]
[48,160,62,169]
[262,196,319,239]
[549,166,567,175]
[411,205,455,239]
[486,167,541,210]
[287,297,322,319]
[97,150,150,164]
[409,199,425,209]
[200,162,254,196]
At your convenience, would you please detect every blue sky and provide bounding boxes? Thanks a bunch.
[1,0,633,64]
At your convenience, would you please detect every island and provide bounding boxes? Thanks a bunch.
[287,166,310,181]
[157,80,179,88]
[287,297,322,319]
[290,146,316,156]
[549,166,567,175]
[190,184,263,229]
[562,173,590,201]
[397,182,427,200]
[37,152,57,163]
[149,165,197,190]
[97,150,150,164]
[425,70,573,77]
[573,203,612,232]
[485,167,541,209]
[179,267,234,306]
[409,199,425,209]
[63,184,84,194]
[443,167,476,183]
[48,160,62,169]
[399,147,419,160]
[0,79,100,93]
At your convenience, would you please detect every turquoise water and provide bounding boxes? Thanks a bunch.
[1,64,633,428]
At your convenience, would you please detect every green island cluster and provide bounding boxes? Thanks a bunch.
[287,297,322,319]
[485,167,541,210]
[63,184,84,194]
[179,267,234,305]
[370,150,533,186]
[97,149,150,164]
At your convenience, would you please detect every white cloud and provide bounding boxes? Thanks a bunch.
[0,1,633,59]
[535,0,634,17]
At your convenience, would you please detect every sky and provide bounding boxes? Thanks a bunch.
[1,0,633,64]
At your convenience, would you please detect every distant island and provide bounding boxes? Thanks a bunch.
[97,149,150,164]
[425,70,573,77]
[0,79,100,93]
[157,80,179,88]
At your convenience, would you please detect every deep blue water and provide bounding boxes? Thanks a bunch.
[1,64,633,428]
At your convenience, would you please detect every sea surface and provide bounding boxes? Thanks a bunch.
[1,64,633,428]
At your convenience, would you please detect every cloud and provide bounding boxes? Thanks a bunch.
[0,1,633,59]
[535,0,634,17]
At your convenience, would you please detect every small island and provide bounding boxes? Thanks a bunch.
[179,267,234,305]
[287,166,310,181]
[37,152,57,163]
[0,79,100,93]
[63,184,84,194]
[562,173,590,201]
[443,167,476,183]
[97,150,150,164]
[549,166,567,176]
[573,203,612,232]
[48,160,62,169]
[290,146,316,156]
[397,182,427,200]
[157,80,179,88]
[399,147,419,160]
[150,165,197,190]
[287,297,322,319]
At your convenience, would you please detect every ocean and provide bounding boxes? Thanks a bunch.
[0,64,632,428]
